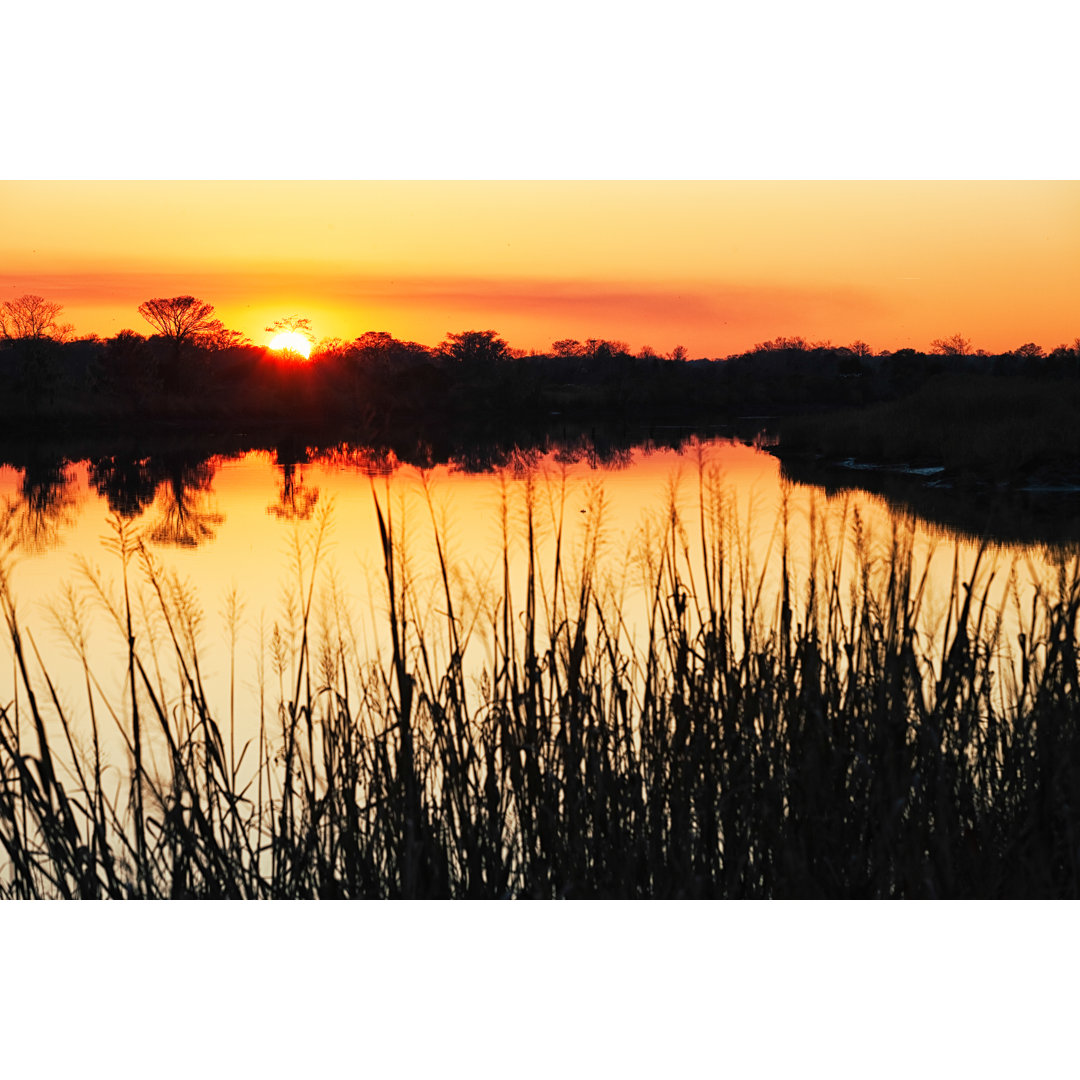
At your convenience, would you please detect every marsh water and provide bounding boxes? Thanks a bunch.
[2,431,1078,773]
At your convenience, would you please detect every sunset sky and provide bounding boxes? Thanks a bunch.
[3,180,1077,358]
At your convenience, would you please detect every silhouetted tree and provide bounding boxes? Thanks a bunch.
[0,294,74,342]
[849,340,874,357]
[1045,341,1080,378]
[265,315,315,354]
[552,339,583,358]
[137,295,229,394]
[310,337,353,364]
[754,336,809,352]
[440,330,510,366]
[355,331,397,352]
[138,296,221,347]
[0,295,77,412]
[929,333,973,356]
[1013,342,1045,359]
[96,329,158,408]
[350,331,431,370]
[199,326,251,351]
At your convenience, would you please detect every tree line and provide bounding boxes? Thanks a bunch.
[2,292,1079,433]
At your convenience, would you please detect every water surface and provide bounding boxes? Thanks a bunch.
[1,435,1073,774]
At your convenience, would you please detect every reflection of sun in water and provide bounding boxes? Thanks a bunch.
[268,331,312,358]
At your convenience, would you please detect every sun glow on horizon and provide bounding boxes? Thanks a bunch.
[267,331,312,358]
[3,182,1078,357]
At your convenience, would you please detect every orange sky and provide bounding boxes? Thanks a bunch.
[2,180,1077,357]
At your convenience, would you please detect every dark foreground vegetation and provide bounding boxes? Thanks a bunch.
[778,374,1080,487]
[3,470,1080,898]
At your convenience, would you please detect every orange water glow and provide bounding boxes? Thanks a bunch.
[0,440,1061,768]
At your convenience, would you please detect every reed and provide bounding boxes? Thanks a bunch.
[2,460,1080,898]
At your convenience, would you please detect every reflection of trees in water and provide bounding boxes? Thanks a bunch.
[451,434,634,474]
[302,425,724,478]
[146,457,224,548]
[778,456,1080,554]
[550,437,633,471]
[88,453,224,546]
[5,458,79,553]
[267,461,319,521]
[89,456,160,520]
[448,443,535,474]
[307,430,674,479]
[585,443,632,470]
[484,446,544,479]
[318,444,398,476]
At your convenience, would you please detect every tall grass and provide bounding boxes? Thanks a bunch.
[2,461,1080,898]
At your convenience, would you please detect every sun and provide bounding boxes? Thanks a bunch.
[268,331,312,359]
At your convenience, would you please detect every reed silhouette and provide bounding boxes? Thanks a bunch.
[2,460,1080,898]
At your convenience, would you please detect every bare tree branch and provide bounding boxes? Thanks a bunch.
[0,294,71,341]
[137,296,219,346]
